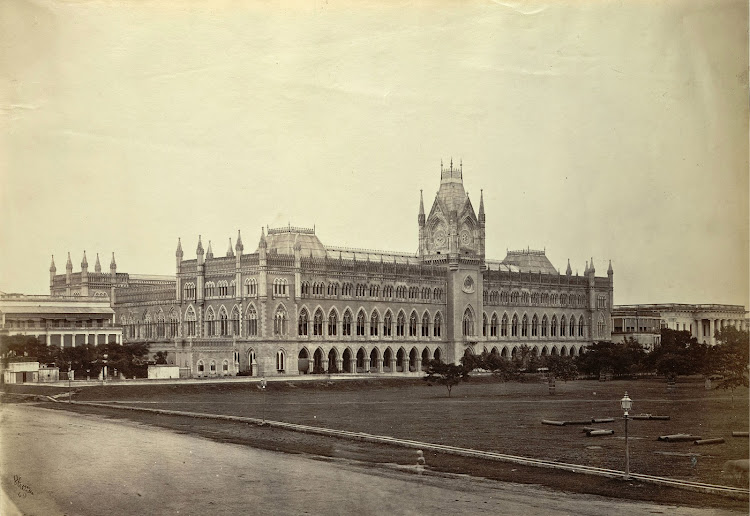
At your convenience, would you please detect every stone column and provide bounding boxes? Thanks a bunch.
[376,357,383,373]
[46,334,51,346]
[709,319,715,344]
[415,357,422,373]
[321,357,328,373]
[349,357,357,374]
[402,357,409,373]
[389,357,397,373]
[336,358,343,373]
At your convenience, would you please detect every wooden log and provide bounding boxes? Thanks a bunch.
[581,427,597,433]
[631,414,651,420]
[541,420,566,426]
[587,429,615,436]
[592,418,615,423]
[694,438,725,445]
[563,420,594,426]
[648,415,670,420]
[732,431,749,437]
[658,434,701,442]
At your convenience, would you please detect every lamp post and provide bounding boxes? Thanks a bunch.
[621,392,633,480]
[102,353,108,385]
[260,376,267,425]
[68,368,72,403]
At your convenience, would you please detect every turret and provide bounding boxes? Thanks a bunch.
[206,240,214,260]
[293,237,302,299]
[80,251,89,296]
[235,230,244,254]
[176,238,183,266]
[418,190,426,257]
[478,189,485,224]
[49,255,56,293]
[258,228,268,304]
[226,238,234,258]
[607,259,613,277]
[109,252,117,302]
[94,253,101,273]
[196,236,205,304]
[478,189,486,268]
[566,259,572,276]
[65,252,73,295]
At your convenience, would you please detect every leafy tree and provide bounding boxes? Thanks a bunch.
[576,339,647,377]
[154,351,169,365]
[712,326,750,401]
[543,355,578,381]
[646,329,705,380]
[423,359,470,397]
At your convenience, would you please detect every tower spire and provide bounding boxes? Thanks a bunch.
[419,189,425,216]
[196,235,204,255]
[478,189,485,222]
[206,240,214,259]
[226,238,234,258]
[566,259,572,276]
[176,237,183,258]
[235,229,244,253]
[81,251,88,269]
[258,227,267,248]
[50,255,56,272]
[94,253,101,273]
[66,252,73,271]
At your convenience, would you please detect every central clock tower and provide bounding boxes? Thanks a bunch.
[418,159,485,262]
[418,159,486,364]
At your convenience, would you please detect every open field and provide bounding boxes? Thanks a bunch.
[5,376,749,508]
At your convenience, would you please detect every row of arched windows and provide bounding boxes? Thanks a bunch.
[483,289,589,308]
[302,282,444,302]
[461,310,607,339]
[295,307,443,339]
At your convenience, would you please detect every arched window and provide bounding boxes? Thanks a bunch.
[598,316,606,337]
[433,312,442,337]
[246,305,258,336]
[579,317,585,337]
[521,292,530,304]
[396,312,406,337]
[551,315,558,337]
[570,315,576,337]
[205,308,216,336]
[531,292,539,305]
[328,310,338,336]
[231,306,241,335]
[218,280,229,297]
[490,313,498,337]
[370,311,379,336]
[482,313,488,337]
[542,315,549,337]
[156,311,166,338]
[205,282,215,298]
[384,311,393,337]
[244,278,257,296]
[301,282,310,297]
[276,349,285,372]
[328,282,339,296]
[561,294,568,306]
[342,310,352,336]
[197,360,205,374]
[274,305,287,336]
[219,307,229,336]
[511,291,519,304]
[422,288,430,301]
[409,311,418,337]
[168,308,180,337]
[185,306,197,337]
[383,285,393,298]
[210,360,217,374]
[521,314,528,337]
[511,314,518,337]
[421,312,430,337]
[531,314,539,337]
[356,310,366,336]
[501,314,509,337]
[183,282,196,301]
[313,309,323,336]
[462,308,474,337]
[298,308,309,336]
[370,284,380,297]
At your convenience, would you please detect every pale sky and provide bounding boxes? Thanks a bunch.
[1,0,748,306]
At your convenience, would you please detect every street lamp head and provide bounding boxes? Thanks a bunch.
[621,392,632,415]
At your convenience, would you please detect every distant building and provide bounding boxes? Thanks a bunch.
[50,163,614,377]
[612,303,748,349]
[0,293,122,347]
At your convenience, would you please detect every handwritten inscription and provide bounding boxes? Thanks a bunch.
[13,475,33,497]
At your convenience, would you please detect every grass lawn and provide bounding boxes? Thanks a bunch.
[18,374,747,487]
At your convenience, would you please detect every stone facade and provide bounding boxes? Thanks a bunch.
[50,164,614,377]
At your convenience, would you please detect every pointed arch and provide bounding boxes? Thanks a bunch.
[184,305,197,337]
[273,303,288,336]
[205,306,216,336]
[433,311,442,337]
[327,347,339,373]
[490,312,499,337]
[551,314,558,337]
[383,346,394,372]
[462,306,475,337]
[396,347,406,372]
[409,310,418,337]
[298,306,309,336]
[342,347,353,373]
[396,310,406,337]
[521,314,529,337]
[569,315,576,338]
[327,307,338,336]
[511,313,519,337]
[531,314,539,337]
[482,312,489,337]
[342,308,353,336]
[313,307,324,336]
[370,309,380,336]
[421,310,431,337]
[383,309,393,337]
[501,313,509,337]
[245,303,258,336]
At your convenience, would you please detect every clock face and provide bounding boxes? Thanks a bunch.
[434,230,446,248]
[460,230,472,245]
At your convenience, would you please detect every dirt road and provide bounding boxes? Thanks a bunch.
[0,405,740,515]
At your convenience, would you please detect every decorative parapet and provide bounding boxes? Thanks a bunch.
[268,225,315,235]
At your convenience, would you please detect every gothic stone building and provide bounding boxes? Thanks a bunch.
[50,164,614,377]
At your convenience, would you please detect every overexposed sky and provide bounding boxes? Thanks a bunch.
[1,0,748,306]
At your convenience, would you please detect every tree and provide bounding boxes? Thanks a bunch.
[423,359,470,397]
[646,329,705,380]
[576,339,647,377]
[712,326,750,402]
[154,351,169,365]
[543,355,578,381]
